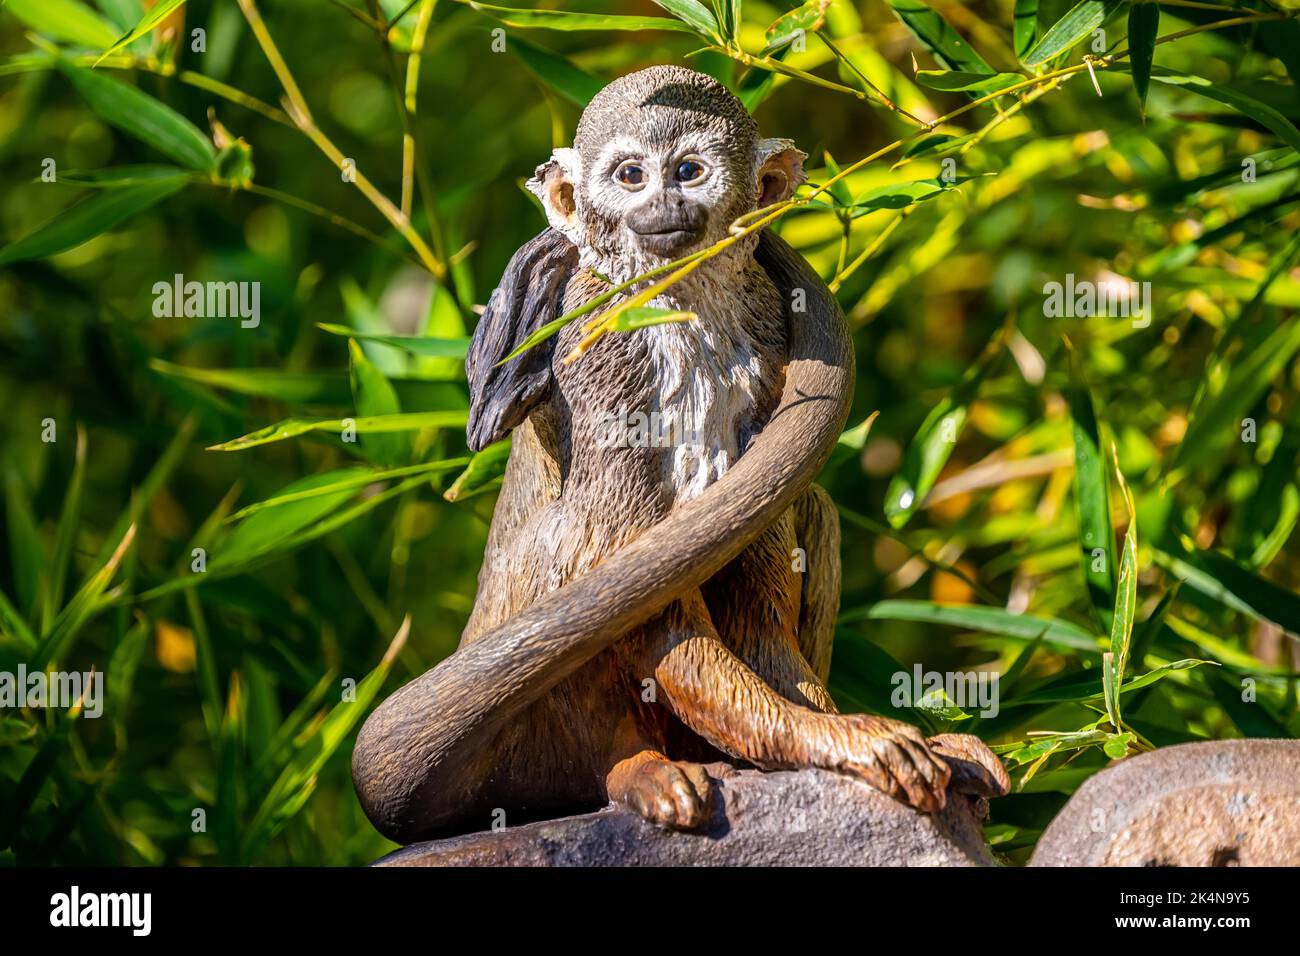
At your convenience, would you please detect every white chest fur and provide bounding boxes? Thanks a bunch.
[642,294,767,502]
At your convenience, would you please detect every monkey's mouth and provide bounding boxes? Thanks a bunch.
[630,225,706,257]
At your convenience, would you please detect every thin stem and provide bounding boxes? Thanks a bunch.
[829,207,912,293]
[235,0,446,278]
[325,0,385,30]
[816,33,929,127]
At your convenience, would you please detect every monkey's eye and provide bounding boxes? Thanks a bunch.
[614,162,646,189]
[676,159,706,183]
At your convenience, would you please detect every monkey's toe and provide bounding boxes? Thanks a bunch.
[838,715,951,813]
[925,733,1010,797]
[616,759,714,831]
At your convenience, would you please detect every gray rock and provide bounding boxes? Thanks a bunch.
[1031,739,1300,867]
[375,766,997,866]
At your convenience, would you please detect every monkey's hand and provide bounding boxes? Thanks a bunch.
[819,714,954,813]
[925,732,1010,798]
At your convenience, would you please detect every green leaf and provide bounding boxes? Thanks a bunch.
[885,0,994,74]
[149,358,349,404]
[1068,382,1116,631]
[56,60,216,171]
[0,587,37,651]
[445,439,511,502]
[651,0,719,40]
[242,619,410,858]
[883,327,1001,527]
[761,0,830,55]
[208,411,469,452]
[42,426,87,633]
[509,36,604,107]
[1154,546,1300,634]
[0,178,185,266]
[227,460,468,523]
[5,0,120,48]
[97,0,188,62]
[915,70,1023,93]
[31,524,135,671]
[0,697,85,848]
[46,164,192,187]
[349,339,408,467]
[1172,318,1300,480]
[218,470,371,570]
[1022,0,1122,68]
[3,468,44,616]
[846,600,1100,653]
[1127,1,1158,118]
[1013,0,1039,62]
[832,176,975,218]
[1146,70,1300,155]
[316,323,469,359]
[610,305,695,332]
[467,2,697,34]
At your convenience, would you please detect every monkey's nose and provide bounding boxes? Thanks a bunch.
[627,196,707,257]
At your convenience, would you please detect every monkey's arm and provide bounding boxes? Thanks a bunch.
[353,232,854,843]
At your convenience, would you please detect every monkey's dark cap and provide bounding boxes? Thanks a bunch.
[575,65,759,153]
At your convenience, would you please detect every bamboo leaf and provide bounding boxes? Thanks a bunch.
[883,328,1002,527]
[1067,382,1116,631]
[242,618,409,858]
[349,339,409,467]
[56,60,215,170]
[651,0,719,40]
[846,600,1101,653]
[5,0,120,48]
[0,178,185,266]
[467,2,697,34]
[508,35,604,106]
[444,439,511,502]
[97,0,188,62]
[1013,0,1039,62]
[885,0,994,74]
[1022,0,1122,68]
[316,324,469,359]
[208,411,468,452]
[1127,1,1158,118]
[915,70,1023,93]
[761,0,829,55]
[42,426,87,633]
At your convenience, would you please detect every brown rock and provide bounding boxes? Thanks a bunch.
[1031,739,1300,867]
[375,766,997,866]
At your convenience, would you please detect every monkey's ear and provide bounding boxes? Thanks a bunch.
[466,228,578,451]
[755,138,807,208]
[526,148,582,240]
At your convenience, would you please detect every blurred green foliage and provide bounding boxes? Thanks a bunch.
[1,0,1298,866]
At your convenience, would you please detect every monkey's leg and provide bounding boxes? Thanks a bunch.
[642,591,954,812]
[604,743,715,830]
[791,484,840,686]
[703,511,837,713]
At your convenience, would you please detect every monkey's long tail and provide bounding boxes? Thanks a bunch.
[352,233,854,843]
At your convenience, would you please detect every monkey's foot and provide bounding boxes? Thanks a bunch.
[926,733,1010,797]
[606,755,714,831]
[826,715,953,813]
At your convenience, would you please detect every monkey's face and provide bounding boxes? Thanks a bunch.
[526,67,807,274]
[582,131,748,260]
